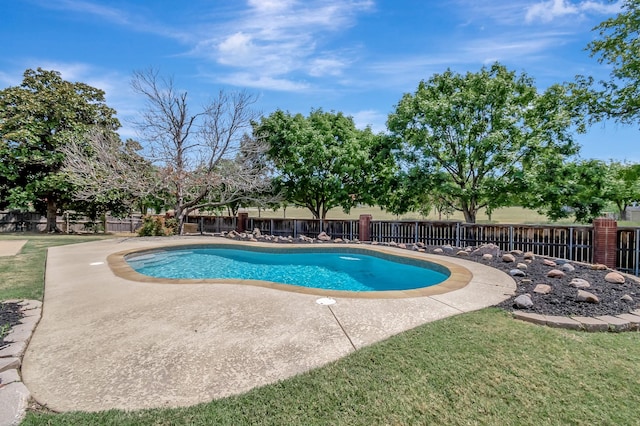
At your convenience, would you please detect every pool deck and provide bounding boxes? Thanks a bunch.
[21,237,515,413]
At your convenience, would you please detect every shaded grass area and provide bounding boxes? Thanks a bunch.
[23,309,640,425]
[0,233,112,301]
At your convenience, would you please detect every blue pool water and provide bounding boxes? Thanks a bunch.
[126,246,450,292]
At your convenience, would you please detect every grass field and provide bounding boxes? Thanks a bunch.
[244,205,640,226]
[2,233,640,425]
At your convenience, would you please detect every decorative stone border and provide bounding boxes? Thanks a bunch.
[513,309,640,332]
[0,300,42,425]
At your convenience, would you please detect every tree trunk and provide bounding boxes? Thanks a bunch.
[46,198,60,233]
[462,208,476,223]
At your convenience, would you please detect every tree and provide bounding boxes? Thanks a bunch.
[604,161,640,220]
[63,69,272,234]
[0,68,119,231]
[387,63,579,223]
[585,0,640,125]
[522,158,609,223]
[255,109,396,219]
[60,129,160,216]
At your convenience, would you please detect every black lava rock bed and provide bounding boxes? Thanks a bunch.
[429,246,640,317]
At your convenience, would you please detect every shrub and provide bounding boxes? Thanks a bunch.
[138,216,178,236]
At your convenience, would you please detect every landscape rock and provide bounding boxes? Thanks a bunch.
[569,278,591,289]
[591,263,608,270]
[510,249,523,256]
[547,269,565,279]
[482,254,493,260]
[560,263,575,272]
[510,269,526,277]
[513,294,534,309]
[576,290,600,304]
[456,250,469,256]
[471,244,501,257]
[442,245,454,254]
[433,248,444,254]
[388,241,398,247]
[317,232,331,241]
[502,253,516,263]
[543,259,557,267]
[604,272,625,284]
[516,263,528,270]
[334,238,343,243]
[398,243,406,249]
[621,294,634,303]
[523,251,535,260]
[534,284,552,294]
[252,228,261,237]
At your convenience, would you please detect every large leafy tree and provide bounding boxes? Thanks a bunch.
[585,0,640,125]
[522,158,609,223]
[255,109,396,219]
[387,63,579,223]
[0,68,119,231]
[604,161,640,220]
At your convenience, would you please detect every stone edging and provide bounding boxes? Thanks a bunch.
[0,300,42,425]
[513,309,640,332]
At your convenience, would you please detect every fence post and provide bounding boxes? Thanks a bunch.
[456,222,461,247]
[568,227,574,261]
[294,219,298,238]
[635,229,640,277]
[509,226,514,252]
[414,221,419,244]
[237,212,248,233]
[359,214,372,242]
[592,217,617,268]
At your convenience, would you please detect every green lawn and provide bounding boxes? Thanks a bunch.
[22,309,640,425]
[2,234,639,425]
[0,233,112,301]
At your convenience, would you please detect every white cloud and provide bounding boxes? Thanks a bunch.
[525,0,622,23]
[218,73,311,92]
[350,109,387,133]
[195,0,374,88]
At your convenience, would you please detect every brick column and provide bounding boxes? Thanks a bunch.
[592,217,617,269]
[359,214,372,242]
[237,212,249,233]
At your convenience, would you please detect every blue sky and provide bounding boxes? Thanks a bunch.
[1,0,637,161]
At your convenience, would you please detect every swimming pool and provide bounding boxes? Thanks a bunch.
[125,246,451,292]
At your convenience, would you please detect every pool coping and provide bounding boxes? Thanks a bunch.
[107,240,473,299]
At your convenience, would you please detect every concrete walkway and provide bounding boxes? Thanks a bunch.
[0,240,26,257]
[22,237,515,413]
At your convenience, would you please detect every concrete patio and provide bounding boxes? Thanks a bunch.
[21,237,515,413]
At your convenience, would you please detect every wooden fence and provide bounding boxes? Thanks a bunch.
[239,217,637,275]
[0,211,143,234]
[2,210,640,275]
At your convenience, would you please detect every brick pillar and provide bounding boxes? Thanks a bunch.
[359,214,372,242]
[592,217,617,269]
[237,212,249,233]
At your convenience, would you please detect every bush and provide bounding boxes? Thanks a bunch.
[138,216,178,236]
